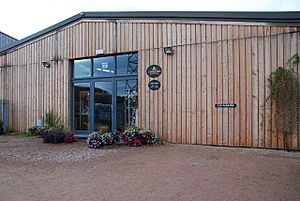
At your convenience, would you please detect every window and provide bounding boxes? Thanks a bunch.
[116,53,138,75]
[93,56,115,77]
[73,53,138,79]
[73,59,92,78]
[72,53,138,134]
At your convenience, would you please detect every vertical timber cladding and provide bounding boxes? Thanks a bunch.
[137,23,300,150]
[0,17,299,150]
[0,20,116,132]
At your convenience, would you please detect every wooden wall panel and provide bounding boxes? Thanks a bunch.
[0,19,299,150]
[298,32,300,151]
[139,27,299,150]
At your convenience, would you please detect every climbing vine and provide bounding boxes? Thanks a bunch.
[265,54,300,151]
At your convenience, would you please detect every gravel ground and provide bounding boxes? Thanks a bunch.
[0,134,299,201]
[0,135,118,163]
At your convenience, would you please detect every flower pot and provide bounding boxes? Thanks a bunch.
[0,127,4,135]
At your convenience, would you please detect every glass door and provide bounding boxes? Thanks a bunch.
[94,81,113,132]
[74,82,90,131]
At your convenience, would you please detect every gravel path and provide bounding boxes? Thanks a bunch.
[0,134,299,201]
[0,135,118,163]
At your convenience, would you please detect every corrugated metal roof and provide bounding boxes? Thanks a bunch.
[1,11,300,53]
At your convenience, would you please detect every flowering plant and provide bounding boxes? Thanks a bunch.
[87,131,118,149]
[42,128,65,143]
[121,126,157,146]
[62,129,76,143]
[86,127,157,148]
[28,126,48,137]
[28,112,76,144]
[27,125,75,143]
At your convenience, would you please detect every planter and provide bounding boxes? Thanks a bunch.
[0,127,4,135]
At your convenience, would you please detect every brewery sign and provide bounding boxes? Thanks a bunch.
[148,80,161,90]
[146,65,161,78]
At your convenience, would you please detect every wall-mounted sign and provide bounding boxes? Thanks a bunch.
[148,80,161,90]
[146,65,162,78]
[95,49,105,55]
[215,103,237,108]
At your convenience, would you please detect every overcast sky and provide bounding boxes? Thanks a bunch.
[1,0,300,39]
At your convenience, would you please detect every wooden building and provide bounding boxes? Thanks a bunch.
[0,12,299,150]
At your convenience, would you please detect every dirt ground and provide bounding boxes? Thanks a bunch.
[0,135,299,201]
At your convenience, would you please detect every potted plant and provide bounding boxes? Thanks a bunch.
[27,111,76,143]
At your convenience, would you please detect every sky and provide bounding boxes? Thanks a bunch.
[1,0,300,40]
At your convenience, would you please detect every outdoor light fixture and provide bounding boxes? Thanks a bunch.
[42,61,50,68]
[163,46,173,55]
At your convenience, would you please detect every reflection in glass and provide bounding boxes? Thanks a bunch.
[93,56,115,77]
[73,59,92,78]
[116,79,138,131]
[94,82,112,131]
[116,53,138,75]
[74,83,90,130]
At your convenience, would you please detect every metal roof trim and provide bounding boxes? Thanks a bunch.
[1,11,300,53]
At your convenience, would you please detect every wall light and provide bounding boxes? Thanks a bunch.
[42,61,50,68]
[163,46,173,55]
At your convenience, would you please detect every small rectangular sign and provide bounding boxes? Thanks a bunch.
[95,49,104,55]
[215,103,237,108]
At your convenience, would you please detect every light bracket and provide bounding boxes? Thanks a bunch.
[163,46,173,55]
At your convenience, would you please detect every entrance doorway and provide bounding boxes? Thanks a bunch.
[72,53,138,136]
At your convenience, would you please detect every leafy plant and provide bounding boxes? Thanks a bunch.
[62,129,76,143]
[121,126,157,146]
[86,126,157,148]
[42,127,75,144]
[87,131,118,149]
[265,54,300,151]
[98,125,110,134]
[44,111,61,128]
[27,112,75,143]
[42,128,65,143]
[28,126,48,137]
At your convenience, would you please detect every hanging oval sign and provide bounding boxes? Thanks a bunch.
[146,65,162,78]
[148,80,161,90]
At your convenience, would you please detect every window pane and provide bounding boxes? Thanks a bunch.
[94,82,112,131]
[93,56,115,77]
[74,83,90,130]
[116,79,138,131]
[73,59,92,78]
[116,53,138,75]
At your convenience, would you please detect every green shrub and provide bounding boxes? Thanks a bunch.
[44,111,61,128]
[265,54,300,151]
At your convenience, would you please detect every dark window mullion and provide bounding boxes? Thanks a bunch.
[90,80,95,132]
[91,58,94,77]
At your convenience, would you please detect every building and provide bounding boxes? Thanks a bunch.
[0,31,17,50]
[0,11,299,150]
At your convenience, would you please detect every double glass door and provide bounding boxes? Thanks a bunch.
[74,78,138,135]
